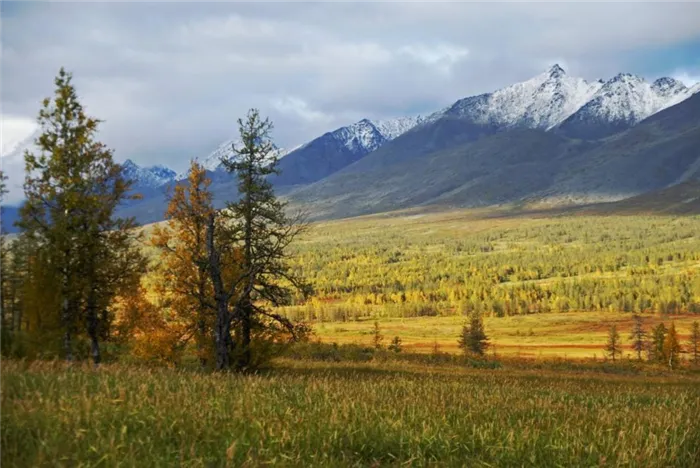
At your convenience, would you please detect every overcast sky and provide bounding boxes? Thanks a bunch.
[2,1,700,203]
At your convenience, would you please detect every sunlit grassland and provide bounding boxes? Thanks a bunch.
[311,311,700,358]
[3,359,699,467]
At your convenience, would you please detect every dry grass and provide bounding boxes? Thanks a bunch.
[312,311,700,359]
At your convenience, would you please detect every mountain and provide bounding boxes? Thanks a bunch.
[122,159,176,189]
[270,115,433,188]
[289,91,700,220]
[444,64,602,130]
[556,74,692,139]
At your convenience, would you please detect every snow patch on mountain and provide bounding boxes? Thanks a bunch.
[176,140,299,180]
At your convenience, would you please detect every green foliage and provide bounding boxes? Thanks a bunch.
[204,109,310,371]
[605,324,622,362]
[629,314,647,361]
[14,68,145,363]
[650,323,668,363]
[458,312,489,356]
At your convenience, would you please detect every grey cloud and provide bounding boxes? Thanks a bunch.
[1,1,699,177]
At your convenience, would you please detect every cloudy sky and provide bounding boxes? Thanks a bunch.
[1,1,700,202]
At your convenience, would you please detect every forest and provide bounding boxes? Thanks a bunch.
[281,212,700,322]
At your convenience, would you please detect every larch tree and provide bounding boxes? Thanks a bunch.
[207,108,310,371]
[649,323,667,363]
[629,314,647,361]
[16,68,145,364]
[662,322,682,370]
[605,324,622,362]
[688,321,699,365]
[151,161,219,367]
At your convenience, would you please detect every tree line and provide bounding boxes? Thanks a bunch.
[0,69,309,371]
[606,316,700,368]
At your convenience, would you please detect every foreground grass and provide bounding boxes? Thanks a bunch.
[3,360,700,467]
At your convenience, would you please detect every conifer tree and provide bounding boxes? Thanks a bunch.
[388,336,402,353]
[372,320,384,349]
[605,324,622,362]
[663,322,682,370]
[629,314,647,361]
[458,312,489,356]
[16,68,145,363]
[207,109,310,371]
[688,321,699,365]
[649,323,667,363]
[0,170,11,351]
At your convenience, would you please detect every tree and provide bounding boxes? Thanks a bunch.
[388,336,402,353]
[458,312,489,356]
[663,322,682,370]
[207,109,310,371]
[689,321,699,365]
[16,68,145,364]
[629,314,647,361]
[372,320,384,349]
[605,324,622,362]
[0,170,11,350]
[151,161,220,367]
[649,323,667,363]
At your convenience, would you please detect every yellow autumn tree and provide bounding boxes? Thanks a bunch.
[662,322,683,370]
[111,285,186,366]
[150,160,241,368]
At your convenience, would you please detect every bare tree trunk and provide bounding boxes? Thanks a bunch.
[206,214,230,371]
[239,300,252,371]
[86,292,101,367]
[197,317,207,368]
[62,297,73,362]
[239,165,254,370]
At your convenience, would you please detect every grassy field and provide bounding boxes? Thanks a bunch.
[311,311,699,358]
[3,359,700,467]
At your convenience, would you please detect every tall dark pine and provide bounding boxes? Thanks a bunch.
[458,312,489,356]
[17,68,145,364]
[211,108,309,371]
[629,314,647,361]
[0,171,9,350]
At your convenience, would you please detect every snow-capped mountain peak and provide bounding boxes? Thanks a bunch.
[563,72,692,128]
[121,159,176,188]
[319,115,430,156]
[446,64,603,130]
